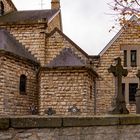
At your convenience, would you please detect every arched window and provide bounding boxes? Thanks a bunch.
[19,75,27,95]
[0,1,4,16]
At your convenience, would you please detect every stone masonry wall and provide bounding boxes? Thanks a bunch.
[0,13,62,66]
[1,55,38,115]
[2,0,16,14]
[0,56,5,113]
[1,24,46,66]
[96,25,140,114]
[45,30,89,65]
[47,12,62,32]
[39,69,95,115]
[1,115,140,140]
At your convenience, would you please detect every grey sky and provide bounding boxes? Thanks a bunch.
[12,0,116,55]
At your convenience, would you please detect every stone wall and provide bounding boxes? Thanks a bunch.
[1,115,140,140]
[0,56,5,113]
[45,29,89,65]
[0,55,38,115]
[1,23,46,66]
[96,25,140,114]
[0,14,62,66]
[2,0,16,14]
[47,12,62,32]
[39,69,95,115]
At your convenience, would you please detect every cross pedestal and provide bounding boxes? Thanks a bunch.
[108,57,129,114]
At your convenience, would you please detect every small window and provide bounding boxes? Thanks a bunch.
[129,83,138,103]
[0,1,4,15]
[122,83,125,97]
[19,75,27,95]
[123,50,127,67]
[131,50,137,67]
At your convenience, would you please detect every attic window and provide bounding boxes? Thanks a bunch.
[19,75,27,95]
[0,1,4,16]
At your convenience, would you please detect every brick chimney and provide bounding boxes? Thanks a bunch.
[51,0,60,10]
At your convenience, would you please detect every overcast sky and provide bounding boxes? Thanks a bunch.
[12,0,116,55]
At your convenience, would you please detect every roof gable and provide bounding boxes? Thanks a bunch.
[0,29,38,63]
[47,27,89,59]
[99,15,138,56]
[47,48,85,67]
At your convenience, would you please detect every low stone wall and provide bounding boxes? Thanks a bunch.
[1,115,140,140]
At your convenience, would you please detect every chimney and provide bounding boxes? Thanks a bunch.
[51,0,60,10]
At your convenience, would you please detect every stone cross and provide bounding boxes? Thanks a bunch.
[108,57,129,114]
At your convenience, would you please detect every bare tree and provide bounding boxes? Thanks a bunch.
[109,0,140,29]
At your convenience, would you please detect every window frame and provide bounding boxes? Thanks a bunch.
[130,50,137,67]
[121,45,139,68]
[123,50,127,67]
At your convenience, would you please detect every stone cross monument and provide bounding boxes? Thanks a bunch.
[108,57,129,114]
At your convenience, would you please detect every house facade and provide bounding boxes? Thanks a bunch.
[0,0,139,116]
[0,0,98,116]
[96,17,140,114]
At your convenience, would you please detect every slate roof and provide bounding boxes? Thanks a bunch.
[0,9,59,24]
[0,29,38,63]
[47,48,85,67]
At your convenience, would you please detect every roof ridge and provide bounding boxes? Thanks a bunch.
[0,10,59,24]
[17,9,58,12]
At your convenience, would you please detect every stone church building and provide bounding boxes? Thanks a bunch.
[0,0,139,116]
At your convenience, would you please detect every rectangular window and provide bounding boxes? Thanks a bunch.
[124,50,127,67]
[122,83,125,97]
[131,50,137,67]
[129,83,138,103]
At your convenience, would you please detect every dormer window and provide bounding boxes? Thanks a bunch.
[0,1,4,16]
